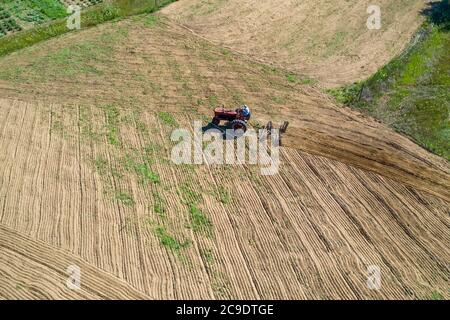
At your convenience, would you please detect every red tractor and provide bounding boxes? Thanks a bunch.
[211,106,250,134]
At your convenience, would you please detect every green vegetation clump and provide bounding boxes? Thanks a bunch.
[121,151,160,185]
[144,14,159,27]
[286,73,315,85]
[157,111,178,127]
[215,186,230,204]
[152,192,166,217]
[154,226,191,254]
[178,183,202,204]
[93,156,108,175]
[103,104,121,146]
[201,249,214,264]
[430,290,444,300]
[189,204,212,233]
[135,163,160,184]
[115,191,135,206]
[178,183,213,235]
[328,2,450,160]
[25,0,67,20]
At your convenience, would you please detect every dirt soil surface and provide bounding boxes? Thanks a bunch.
[0,17,448,200]
[162,0,427,87]
[0,16,448,299]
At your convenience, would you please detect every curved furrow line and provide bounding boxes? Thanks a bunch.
[278,149,388,299]
[275,153,373,298]
[209,164,309,299]
[0,224,150,299]
[281,149,412,298]
[304,152,449,298]
[352,170,450,273]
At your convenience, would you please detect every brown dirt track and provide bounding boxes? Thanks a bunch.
[162,0,427,87]
[0,15,448,299]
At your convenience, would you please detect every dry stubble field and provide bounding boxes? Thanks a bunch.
[163,0,427,87]
[0,10,448,299]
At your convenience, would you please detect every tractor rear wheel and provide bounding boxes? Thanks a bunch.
[230,120,248,137]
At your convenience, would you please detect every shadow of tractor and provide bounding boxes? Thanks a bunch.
[201,122,246,140]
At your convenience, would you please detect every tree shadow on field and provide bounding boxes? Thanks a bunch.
[421,0,450,31]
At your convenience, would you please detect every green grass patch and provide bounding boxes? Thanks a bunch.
[102,104,121,146]
[189,204,212,234]
[286,73,298,83]
[115,191,135,207]
[93,156,108,175]
[215,186,230,205]
[178,182,213,235]
[154,226,191,255]
[201,249,214,264]
[35,43,104,76]
[286,73,314,85]
[144,142,162,158]
[121,151,160,184]
[327,83,362,105]
[430,290,444,300]
[152,191,166,217]
[79,105,101,141]
[178,183,202,205]
[144,14,159,27]
[135,163,160,184]
[157,111,177,127]
[0,26,129,81]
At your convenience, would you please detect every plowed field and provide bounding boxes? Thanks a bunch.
[0,13,448,299]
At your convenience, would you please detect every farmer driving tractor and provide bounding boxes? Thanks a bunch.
[238,104,251,120]
[211,104,251,135]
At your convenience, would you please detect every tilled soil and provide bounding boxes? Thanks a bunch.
[0,15,448,299]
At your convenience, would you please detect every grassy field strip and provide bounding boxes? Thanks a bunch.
[116,110,174,296]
